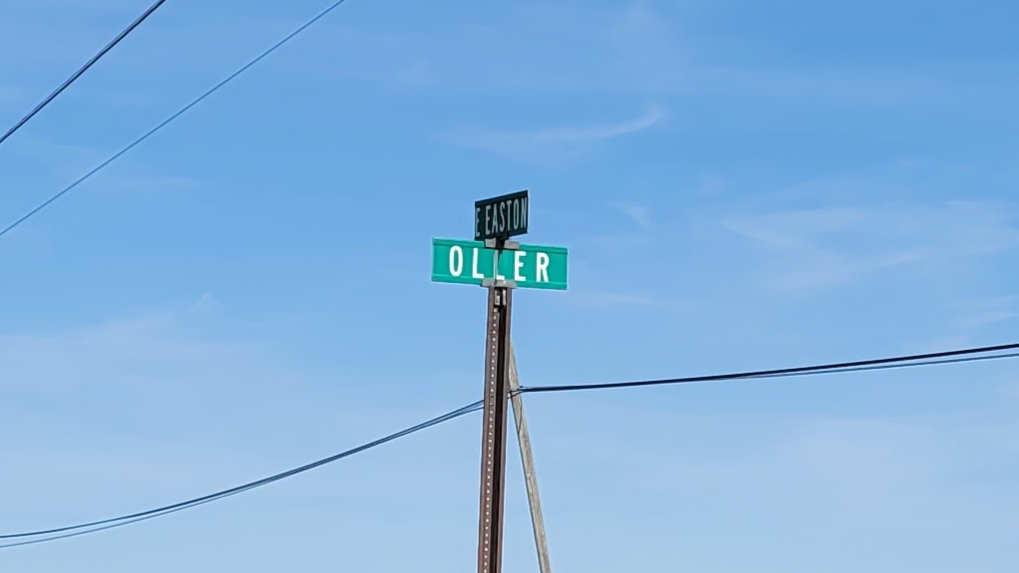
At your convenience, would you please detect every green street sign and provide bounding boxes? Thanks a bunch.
[432,238,568,290]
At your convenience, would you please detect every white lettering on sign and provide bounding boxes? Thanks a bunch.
[449,246,463,277]
[475,192,529,240]
[536,252,550,282]
[471,248,485,279]
[514,250,526,281]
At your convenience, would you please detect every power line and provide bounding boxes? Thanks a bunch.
[518,342,1019,394]
[0,400,483,549]
[0,0,351,241]
[4,343,1016,548]
[740,351,1019,380]
[0,0,168,148]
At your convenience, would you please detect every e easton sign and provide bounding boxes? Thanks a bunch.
[475,190,528,241]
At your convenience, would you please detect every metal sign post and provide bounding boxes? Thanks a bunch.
[430,191,565,573]
[476,279,513,573]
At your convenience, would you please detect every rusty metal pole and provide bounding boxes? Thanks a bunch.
[477,283,512,573]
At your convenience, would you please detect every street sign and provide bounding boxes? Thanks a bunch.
[475,190,528,241]
[436,193,562,573]
[432,238,567,290]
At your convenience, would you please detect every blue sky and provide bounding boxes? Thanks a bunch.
[1,0,1018,571]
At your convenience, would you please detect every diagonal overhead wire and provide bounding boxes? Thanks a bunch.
[518,342,1019,394]
[0,0,351,241]
[3,341,1016,548]
[0,400,483,549]
[0,0,168,148]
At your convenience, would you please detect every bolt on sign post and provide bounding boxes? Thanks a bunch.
[431,191,567,573]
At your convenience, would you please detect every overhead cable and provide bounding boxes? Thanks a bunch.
[0,0,169,148]
[518,342,1019,394]
[0,0,351,241]
[5,341,1017,547]
[0,400,483,549]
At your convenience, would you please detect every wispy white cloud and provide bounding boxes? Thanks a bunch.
[189,291,222,314]
[724,201,1019,292]
[951,296,1019,332]
[443,104,666,166]
[612,202,653,228]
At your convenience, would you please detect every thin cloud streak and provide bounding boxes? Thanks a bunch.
[612,202,653,229]
[724,201,1019,292]
[443,105,666,166]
